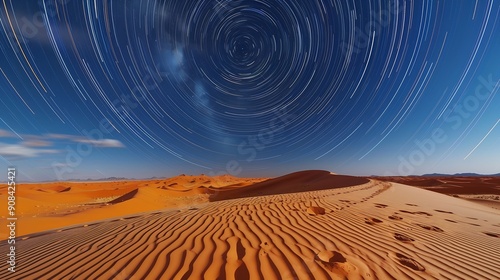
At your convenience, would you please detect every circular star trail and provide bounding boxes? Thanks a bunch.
[0,0,499,179]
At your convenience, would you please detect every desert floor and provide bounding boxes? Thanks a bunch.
[373,176,500,210]
[1,171,499,279]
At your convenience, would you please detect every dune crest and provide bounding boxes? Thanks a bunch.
[210,170,370,201]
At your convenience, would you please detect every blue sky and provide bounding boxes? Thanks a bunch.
[0,0,499,181]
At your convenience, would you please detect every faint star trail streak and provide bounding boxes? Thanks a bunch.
[464,119,500,160]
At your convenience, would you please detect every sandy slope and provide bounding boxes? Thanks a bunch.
[0,175,265,236]
[1,172,499,279]
[374,176,500,210]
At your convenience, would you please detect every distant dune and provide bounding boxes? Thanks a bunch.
[422,173,500,177]
[374,176,500,210]
[374,176,500,194]
[211,170,369,201]
[1,171,499,279]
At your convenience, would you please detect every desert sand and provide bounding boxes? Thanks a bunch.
[374,176,500,210]
[0,174,266,236]
[1,170,499,279]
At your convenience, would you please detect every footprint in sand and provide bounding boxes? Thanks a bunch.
[395,253,425,271]
[316,251,357,274]
[415,211,432,216]
[389,215,403,221]
[374,203,388,208]
[394,233,415,242]
[400,210,432,216]
[307,206,326,215]
[435,209,454,214]
[317,250,346,263]
[483,232,500,238]
[416,224,443,232]
[365,218,383,225]
[467,223,481,227]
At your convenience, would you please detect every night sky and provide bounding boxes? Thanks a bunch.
[0,0,499,181]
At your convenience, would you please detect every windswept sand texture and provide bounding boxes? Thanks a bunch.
[374,176,500,210]
[0,175,266,236]
[1,171,500,279]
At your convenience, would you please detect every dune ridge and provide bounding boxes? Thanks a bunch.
[210,170,370,201]
[1,172,499,279]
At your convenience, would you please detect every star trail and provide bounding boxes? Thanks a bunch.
[0,0,499,181]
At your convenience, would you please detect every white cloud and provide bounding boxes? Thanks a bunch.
[44,134,125,148]
[0,131,125,159]
[0,143,58,158]
[22,139,52,147]
[0,129,14,138]
[75,139,125,148]
[45,133,78,140]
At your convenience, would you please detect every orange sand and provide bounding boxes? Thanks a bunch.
[1,171,499,279]
[0,174,265,236]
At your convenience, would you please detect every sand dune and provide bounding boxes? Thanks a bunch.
[211,170,370,201]
[375,176,500,195]
[36,185,72,193]
[375,176,500,210]
[1,171,499,279]
[0,175,266,237]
